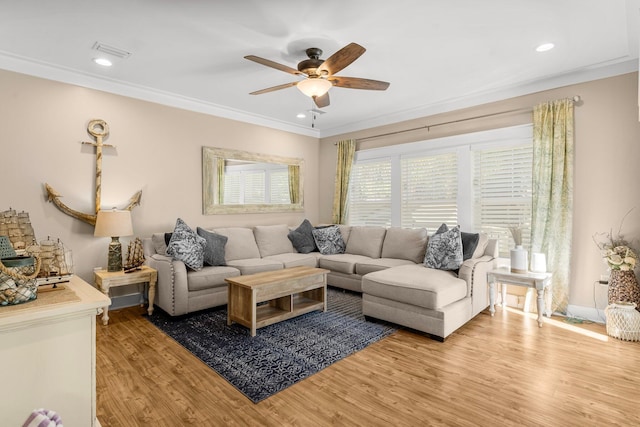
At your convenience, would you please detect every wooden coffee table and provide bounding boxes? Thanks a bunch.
[225,266,330,336]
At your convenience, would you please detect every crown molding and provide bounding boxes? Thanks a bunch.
[319,59,639,138]
[0,50,320,138]
[0,49,636,140]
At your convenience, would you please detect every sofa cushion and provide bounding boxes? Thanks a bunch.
[362,264,467,310]
[337,225,351,245]
[264,253,317,269]
[166,218,207,271]
[319,253,372,275]
[187,265,240,292]
[151,233,168,256]
[254,224,294,257]
[461,232,479,261]
[312,225,346,255]
[424,224,463,271]
[226,258,283,275]
[212,227,261,261]
[381,227,428,263]
[355,258,415,276]
[472,233,489,259]
[346,226,387,258]
[197,227,227,266]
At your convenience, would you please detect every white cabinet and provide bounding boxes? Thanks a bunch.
[0,276,110,426]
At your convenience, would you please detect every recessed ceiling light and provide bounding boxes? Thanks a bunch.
[536,43,555,52]
[296,113,306,119]
[93,57,113,67]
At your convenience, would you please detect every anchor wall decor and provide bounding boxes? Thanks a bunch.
[45,119,142,226]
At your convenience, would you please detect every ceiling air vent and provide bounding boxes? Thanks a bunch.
[92,42,131,59]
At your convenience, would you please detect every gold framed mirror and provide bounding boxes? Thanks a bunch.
[202,147,304,214]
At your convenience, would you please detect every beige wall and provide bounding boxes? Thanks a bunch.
[0,69,319,284]
[320,72,640,314]
[3,66,639,315]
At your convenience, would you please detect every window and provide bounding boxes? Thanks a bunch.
[472,144,533,257]
[401,152,458,230]
[223,164,290,205]
[347,158,392,226]
[347,125,533,257]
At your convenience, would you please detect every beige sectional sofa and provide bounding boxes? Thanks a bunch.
[142,223,497,340]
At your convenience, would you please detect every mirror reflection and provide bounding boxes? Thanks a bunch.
[202,147,304,214]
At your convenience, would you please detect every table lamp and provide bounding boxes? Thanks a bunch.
[94,209,133,272]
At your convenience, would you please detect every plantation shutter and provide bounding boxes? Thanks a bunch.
[269,169,291,204]
[243,171,265,204]
[347,158,392,226]
[400,152,458,229]
[472,145,533,257]
[223,172,241,204]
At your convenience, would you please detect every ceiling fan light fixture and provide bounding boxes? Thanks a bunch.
[297,78,332,98]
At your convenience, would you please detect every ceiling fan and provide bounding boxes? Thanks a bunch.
[244,42,390,108]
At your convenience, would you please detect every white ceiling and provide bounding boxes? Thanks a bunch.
[0,0,638,137]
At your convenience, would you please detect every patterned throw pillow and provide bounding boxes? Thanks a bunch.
[288,219,317,253]
[166,218,206,270]
[424,224,463,270]
[312,225,346,255]
[196,227,228,266]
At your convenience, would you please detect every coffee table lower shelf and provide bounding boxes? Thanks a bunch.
[226,267,329,337]
[255,294,324,329]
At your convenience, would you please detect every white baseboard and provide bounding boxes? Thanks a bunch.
[566,304,607,324]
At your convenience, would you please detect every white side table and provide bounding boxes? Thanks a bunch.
[487,268,552,327]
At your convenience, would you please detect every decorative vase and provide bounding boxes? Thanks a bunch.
[510,245,528,274]
[607,269,640,310]
[605,302,640,341]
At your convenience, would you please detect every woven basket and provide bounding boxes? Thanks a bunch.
[0,254,41,306]
[605,302,640,342]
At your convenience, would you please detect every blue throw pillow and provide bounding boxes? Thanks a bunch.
[166,218,206,271]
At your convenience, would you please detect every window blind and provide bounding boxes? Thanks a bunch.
[269,169,291,204]
[243,171,266,204]
[401,153,458,229]
[472,145,533,257]
[347,158,392,226]
[223,173,241,204]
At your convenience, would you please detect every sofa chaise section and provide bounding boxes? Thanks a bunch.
[361,237,498,340]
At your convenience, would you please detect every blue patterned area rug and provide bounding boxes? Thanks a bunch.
[147,287,397,403]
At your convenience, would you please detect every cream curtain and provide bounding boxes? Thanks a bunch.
[216,158,225,205]
[288,165,299,204]
[531,98,574,314]
[331,139,356,224]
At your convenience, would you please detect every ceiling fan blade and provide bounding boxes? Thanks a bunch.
[328,76,390,91]
[313,93,330,108]
[317,43,366,76]
[249,81,298,95]
[244,55,303,75]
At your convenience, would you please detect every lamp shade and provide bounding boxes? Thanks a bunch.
[94,210,133,237]
[297,78,332,98]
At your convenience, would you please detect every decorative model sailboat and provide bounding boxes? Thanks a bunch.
[124,237,145,273]
[25,237,74,285]
[1,209,73,286]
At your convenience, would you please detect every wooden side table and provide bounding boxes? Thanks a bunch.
[487,267,552,327]
[94,265,157,325]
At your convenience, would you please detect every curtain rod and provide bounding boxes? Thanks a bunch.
[340,95,581,144]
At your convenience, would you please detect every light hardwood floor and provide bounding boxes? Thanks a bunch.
[96,300,640,427]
